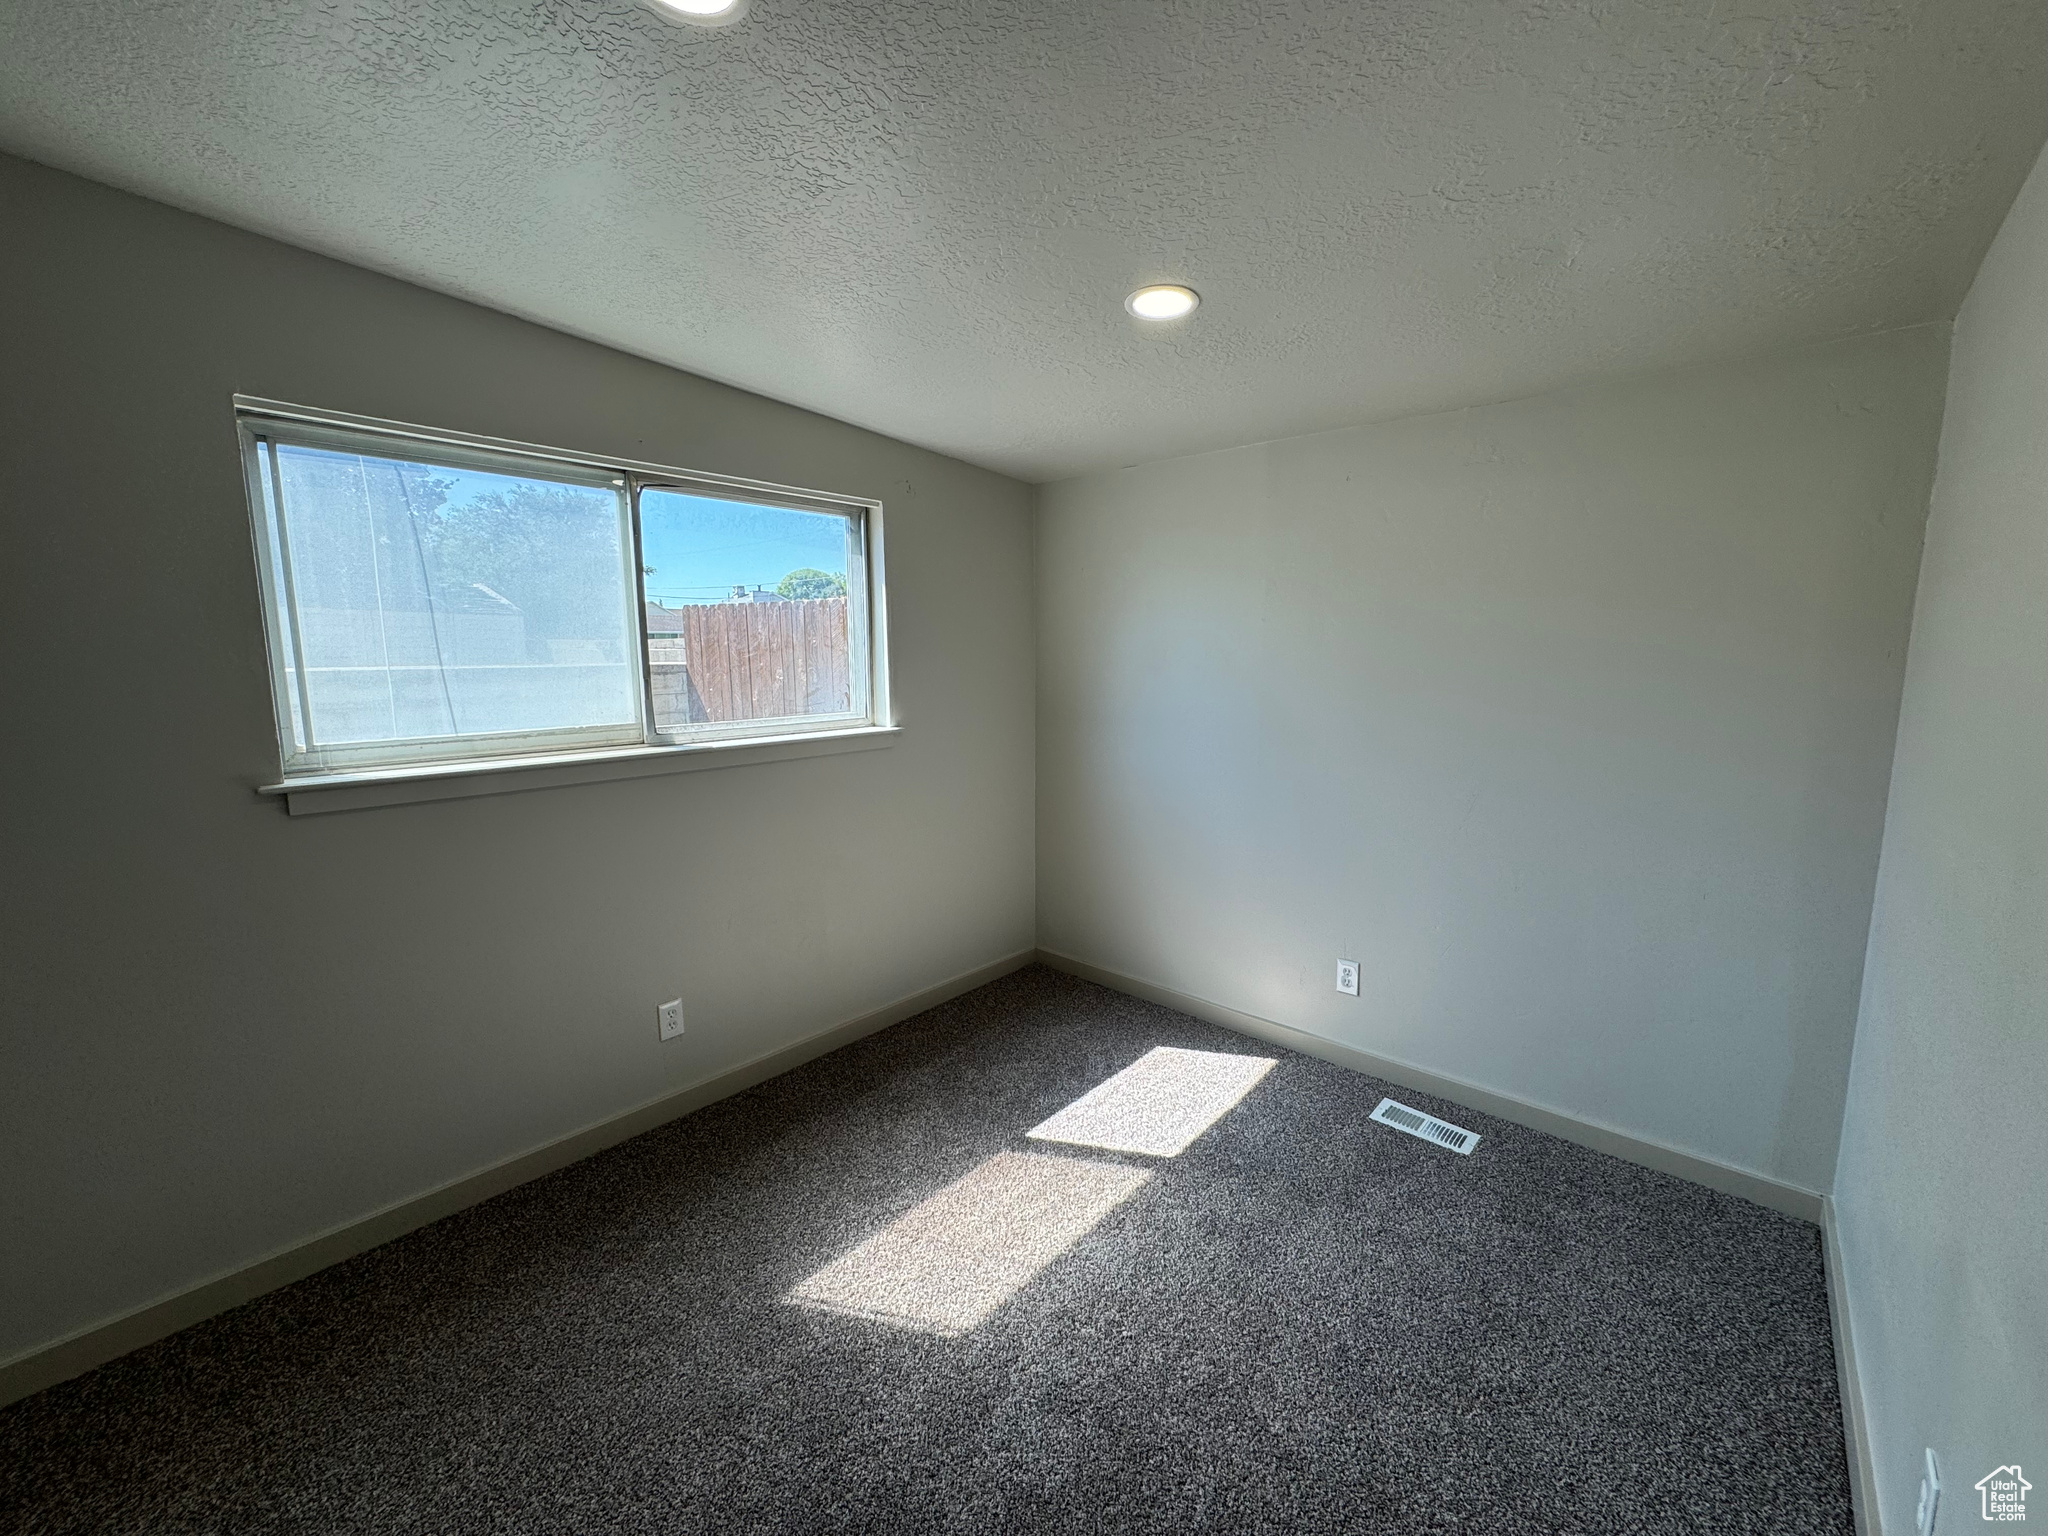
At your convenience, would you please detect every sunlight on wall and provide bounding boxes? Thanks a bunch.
[1026,1046,1278,1158]
[785,1151,1154,1336]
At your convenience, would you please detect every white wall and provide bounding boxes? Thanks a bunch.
[1037,326,1949,1193]
[0,155,1035,1366]
[1833,143,2048,1532]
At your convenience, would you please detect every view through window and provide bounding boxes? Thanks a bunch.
[639,488,859,737]
[242,408,880,777]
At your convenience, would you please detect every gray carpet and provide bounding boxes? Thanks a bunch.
[0,966,1853,1533]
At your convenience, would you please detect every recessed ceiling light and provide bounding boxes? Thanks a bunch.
[646,0,749,27]
[1125,284,1199,321]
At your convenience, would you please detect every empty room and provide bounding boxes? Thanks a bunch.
[1,0,2042,1531]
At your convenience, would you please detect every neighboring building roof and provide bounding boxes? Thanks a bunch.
[645,601,690,633]
[412,581,524,617]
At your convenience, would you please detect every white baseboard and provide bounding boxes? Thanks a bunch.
[0,946,1037,1411]
[1822,1196,1884,1535]
[1036,947,1826,1224]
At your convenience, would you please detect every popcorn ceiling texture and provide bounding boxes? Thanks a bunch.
[0,967,1850,1534]
[0,0,2040,479]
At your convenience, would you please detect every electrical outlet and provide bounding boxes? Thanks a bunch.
[1917,1448,1940,1536]
[1335,959,1360,996]
[658,999,684,1041]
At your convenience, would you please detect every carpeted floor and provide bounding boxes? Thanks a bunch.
[0,965,1853,1534]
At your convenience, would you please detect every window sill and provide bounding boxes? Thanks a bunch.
[258,725,900,816]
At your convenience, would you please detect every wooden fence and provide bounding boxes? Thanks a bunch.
[651,597,851,727]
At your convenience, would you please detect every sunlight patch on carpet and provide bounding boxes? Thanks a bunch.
[1026,1046,1278,1158]
[785,1151,1152,1336]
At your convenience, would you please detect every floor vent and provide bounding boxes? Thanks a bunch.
[1370,1097,1481,1155]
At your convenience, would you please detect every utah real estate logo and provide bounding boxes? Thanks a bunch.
[1976,1465,2030,1522]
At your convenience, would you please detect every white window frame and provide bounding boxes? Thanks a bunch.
[237,397,891,798]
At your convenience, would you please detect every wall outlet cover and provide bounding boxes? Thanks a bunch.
[658,999,684,1041]
[1335,960,1360,996]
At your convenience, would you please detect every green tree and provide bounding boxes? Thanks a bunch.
[415,482,629,656]
[777,567,848,599]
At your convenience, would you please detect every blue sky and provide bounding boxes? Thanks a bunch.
[639,489,850,606]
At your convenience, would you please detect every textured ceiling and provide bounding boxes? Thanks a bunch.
[2,0,2043,481]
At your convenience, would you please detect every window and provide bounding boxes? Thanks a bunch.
[239,401,884,780]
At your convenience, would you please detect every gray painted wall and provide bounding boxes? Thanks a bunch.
[0,154,1035,1366]
[1834,143,2048,1533]
[1037,327,1950,1193]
